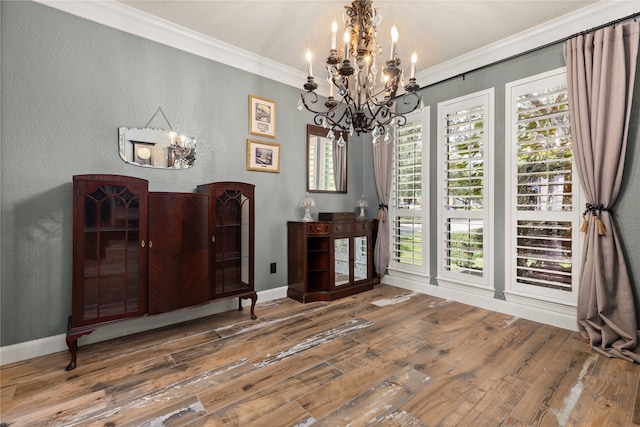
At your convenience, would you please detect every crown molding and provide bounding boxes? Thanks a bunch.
[415,0,640,88]
[35,0,639,93]
[34,0,305,88]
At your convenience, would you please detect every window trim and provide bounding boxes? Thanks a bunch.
[436,88,495,296]
[504,67,582,308]
[388,107,430,277]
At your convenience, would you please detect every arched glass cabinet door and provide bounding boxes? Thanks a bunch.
[67,174,149,371]
[214,187,252,296]
[72,175,149,327]
[197,181,257,318]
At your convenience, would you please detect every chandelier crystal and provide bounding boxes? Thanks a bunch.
[299,0,422,141]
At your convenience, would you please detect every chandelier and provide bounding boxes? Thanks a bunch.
[298,0,422,142]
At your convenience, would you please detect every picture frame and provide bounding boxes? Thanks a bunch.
[132,141,155,166]
[246,139,280,173]
[249,95,276,138]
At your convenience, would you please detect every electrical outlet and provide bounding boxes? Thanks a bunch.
[270,263,276,274]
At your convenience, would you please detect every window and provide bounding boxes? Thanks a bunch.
[389,108,429,276]
[437,89,494,293]
[505,68,581,307]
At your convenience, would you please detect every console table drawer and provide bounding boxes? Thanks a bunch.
[307,223,330,235]
[356,221,372,232]
[332,222,354,234]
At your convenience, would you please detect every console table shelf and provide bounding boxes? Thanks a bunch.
[287,218,378,303]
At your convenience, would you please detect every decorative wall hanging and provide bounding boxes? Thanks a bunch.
[249,95,276,138]
[246,139,280,173]
[118,107,196,169]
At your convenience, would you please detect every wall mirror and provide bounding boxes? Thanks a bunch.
[118,127,196,169]
[307,124,347,193]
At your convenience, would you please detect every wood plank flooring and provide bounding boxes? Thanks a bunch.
[1,284,639,426]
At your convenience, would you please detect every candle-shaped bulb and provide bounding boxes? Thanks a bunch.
[390,26,398,60]
[343,31,350,61]
[410,52,417,79]
[391,26,399,43]
[306,50,313,77]
[331,20,338,50]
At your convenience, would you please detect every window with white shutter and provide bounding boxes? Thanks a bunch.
[505,68,581,305]
[389,108,429,276]
[437,89,494,293]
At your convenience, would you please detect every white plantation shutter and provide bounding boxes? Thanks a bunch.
[506,68,580,303]
[516,86,573,212]
[437,89,493,289]
[445,218,484,277]
[444,106,485,211]
[516,220,573,291]
[389,109,429,274]
[394,121,423,210]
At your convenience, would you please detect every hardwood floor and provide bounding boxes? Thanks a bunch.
[1,284,639,426]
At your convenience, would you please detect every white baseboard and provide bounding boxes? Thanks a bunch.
[0,286,288,366]
[382,275,580,332]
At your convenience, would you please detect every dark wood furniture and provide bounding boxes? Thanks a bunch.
[66,175,257,370]
[196,182,256,305]
[287,216,378,303]
[148,192,209,314]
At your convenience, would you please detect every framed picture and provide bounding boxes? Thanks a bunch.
[132,141,155,166]
[246,139,280,173]
[249,95,276,138]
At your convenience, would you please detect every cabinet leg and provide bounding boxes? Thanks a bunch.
[239,293,258,320]
[248,293,257,320]
[65,321,96,371]
[65,334,78,371]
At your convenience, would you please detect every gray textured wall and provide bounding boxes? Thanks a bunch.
[2,2,639,348]
[0,1,373,346]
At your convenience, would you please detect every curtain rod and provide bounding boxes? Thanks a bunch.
[427,12,640,88]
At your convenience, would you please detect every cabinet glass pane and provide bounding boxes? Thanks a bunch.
[215,190,250,295]
[83,185,140,321]
[354,236,368,281]
[241,193,250,284]
[334,237,350,286]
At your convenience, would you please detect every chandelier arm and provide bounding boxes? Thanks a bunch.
[300,91,345,117]
[400,91,422,107]
[386,92,422,118]
[300,91,319,108]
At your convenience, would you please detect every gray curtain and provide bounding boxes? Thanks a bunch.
[565,20,640,362]
[372,136,394,278]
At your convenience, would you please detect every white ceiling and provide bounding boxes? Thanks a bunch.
[117,0,602,76]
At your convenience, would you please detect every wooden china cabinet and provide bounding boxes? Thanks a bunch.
[66,175,256,370]
[196,182,256,303]
[287,213,378,303]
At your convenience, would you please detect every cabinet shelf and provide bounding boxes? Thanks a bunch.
[287,219,379,303]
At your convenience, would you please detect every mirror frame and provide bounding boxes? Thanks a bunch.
[307,124,348,193]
